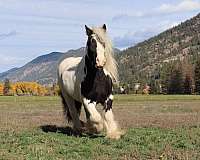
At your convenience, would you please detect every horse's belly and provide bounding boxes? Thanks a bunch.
[62,71,78,97]
[58,57,83,102]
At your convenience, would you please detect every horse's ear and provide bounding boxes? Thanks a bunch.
[85,25,93,36]
[102,24,107,32]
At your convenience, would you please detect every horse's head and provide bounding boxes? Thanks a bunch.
[85,24,107,68]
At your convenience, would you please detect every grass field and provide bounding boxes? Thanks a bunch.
[1,95,200,159]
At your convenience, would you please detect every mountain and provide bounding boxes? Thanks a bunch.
[0,47,85,85]
[0,47,120,85]
[118,13,200,85]
[0,67,19,79]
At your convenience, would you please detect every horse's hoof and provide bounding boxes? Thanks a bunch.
[106,130,125,140]
[73,127,83,136]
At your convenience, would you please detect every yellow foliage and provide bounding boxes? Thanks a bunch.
[1,81,59,96]
[0,83,3,96]
[12,82,48,96]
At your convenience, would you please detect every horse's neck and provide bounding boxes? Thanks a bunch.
[84,52,97,75]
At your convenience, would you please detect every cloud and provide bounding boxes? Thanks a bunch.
[112,12,145,22]
[113,30,156,49]
[0,54,26,65]
[112,0,200,23]
[0,31,17,40]
[113,33,136,49]
[156,0,200,14]
[113,20,180,49]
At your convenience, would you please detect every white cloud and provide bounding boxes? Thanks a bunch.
[157,0,200,14]
[113,19,181,49]
[0,54,26,65]
[0,31,17,40]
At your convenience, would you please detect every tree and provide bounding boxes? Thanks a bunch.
[168,66,184,94]
[0,83,3,95]
[160,63,173,94]
[3,79,11,96]
[194,59,200,94]
[184,74,193,94]
[149,78,161,94]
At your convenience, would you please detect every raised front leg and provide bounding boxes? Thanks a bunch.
[83,98,104,134]
[103,94,124,139]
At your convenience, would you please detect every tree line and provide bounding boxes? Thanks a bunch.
[149,58,200,95]
[0,80,60,96]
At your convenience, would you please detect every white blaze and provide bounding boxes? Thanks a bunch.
[95,37,106,67]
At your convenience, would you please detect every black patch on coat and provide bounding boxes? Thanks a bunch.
[81,35,112,104]
[81,67,112,104]
[104,99,113,112]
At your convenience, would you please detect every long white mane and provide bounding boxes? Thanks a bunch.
[91,27,118,82]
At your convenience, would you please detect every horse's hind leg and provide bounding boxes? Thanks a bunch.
[62,93,82,134]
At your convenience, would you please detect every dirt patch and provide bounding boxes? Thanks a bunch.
[1,98,200,132]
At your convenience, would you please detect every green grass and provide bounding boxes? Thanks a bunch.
[1,127,200,159]
[1,95,200,159]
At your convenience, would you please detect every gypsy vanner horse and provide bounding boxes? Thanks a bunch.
[58,24,123,139]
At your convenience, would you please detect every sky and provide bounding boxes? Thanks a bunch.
[0,0,200,72]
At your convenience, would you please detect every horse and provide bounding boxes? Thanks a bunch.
[57,24,123,139]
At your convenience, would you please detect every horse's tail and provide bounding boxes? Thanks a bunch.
[60,93,82,122]
[60,93,72,122]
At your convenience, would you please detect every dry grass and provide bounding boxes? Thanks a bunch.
[1,95,200,131]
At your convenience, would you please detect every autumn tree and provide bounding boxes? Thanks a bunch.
[0,83,3,95]
[13,82,48,96]
[183,74,193,94]
[3,79,11,96]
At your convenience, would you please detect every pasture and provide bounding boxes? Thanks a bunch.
[1,95,200,159]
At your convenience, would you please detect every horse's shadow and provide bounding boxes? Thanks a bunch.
[40,125,104,138]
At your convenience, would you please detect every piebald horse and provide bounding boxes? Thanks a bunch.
[58,24,123,139]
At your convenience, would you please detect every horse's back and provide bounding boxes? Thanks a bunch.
[58,56,84,102]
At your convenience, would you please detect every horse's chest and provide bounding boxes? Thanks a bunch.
[81,69,112,104]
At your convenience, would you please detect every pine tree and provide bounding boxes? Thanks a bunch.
[168,66,184,94]
[160,63,173,94]
[182,58,193,94]
[194,59,200,94]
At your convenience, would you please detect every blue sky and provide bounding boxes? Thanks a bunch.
[0,0,200,72]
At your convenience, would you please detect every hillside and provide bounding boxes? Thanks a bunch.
[0,48,85,85]
[118,13,200,86]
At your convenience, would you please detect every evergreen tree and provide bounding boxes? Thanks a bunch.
[160,63,172,94]
[194,59,200,94]
[168,66,184,94]
[3,78,11,96]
